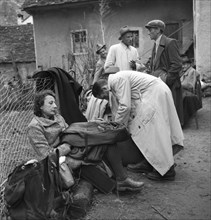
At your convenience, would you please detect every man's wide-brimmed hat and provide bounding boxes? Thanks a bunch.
[181,55,192,64]
[96,44,106,54]
[118,25,132,40]
[145,20,166,32]
[104,66,120,74]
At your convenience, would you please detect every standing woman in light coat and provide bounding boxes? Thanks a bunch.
[92,67,184,181]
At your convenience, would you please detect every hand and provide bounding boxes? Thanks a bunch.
[159,73,167,83]
[56,143,71,156]
[129,60,136,70]
[91,118,107,123]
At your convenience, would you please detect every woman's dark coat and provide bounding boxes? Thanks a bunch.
[33,67,87,125]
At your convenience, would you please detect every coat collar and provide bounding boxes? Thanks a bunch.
[34,115,60,127]
[120,42,132,50]
[153,35,166,68]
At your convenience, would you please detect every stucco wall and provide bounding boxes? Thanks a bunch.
[32,0,193,71]
[105,0,193,61]
[194,0,211,81]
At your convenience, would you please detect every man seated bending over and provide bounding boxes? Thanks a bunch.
[92,67,184,181]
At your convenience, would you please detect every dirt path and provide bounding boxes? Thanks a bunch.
[84,97,211,220]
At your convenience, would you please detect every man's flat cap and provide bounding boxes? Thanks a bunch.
[145,20,165,32]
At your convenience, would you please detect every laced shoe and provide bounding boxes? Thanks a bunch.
[127,160,153,173]
[147,165,176,181]
[117,177,144,191]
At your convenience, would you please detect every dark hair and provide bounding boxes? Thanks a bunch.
[92,79,107,98]
[34,90,56,117]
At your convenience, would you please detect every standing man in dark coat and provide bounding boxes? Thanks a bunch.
[145,20,183,125]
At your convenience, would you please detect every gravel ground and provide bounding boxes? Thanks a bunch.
[84,97,211,220]
[1,97,210,220]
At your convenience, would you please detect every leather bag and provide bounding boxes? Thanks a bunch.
[61,121,130,147]
[4,151,71,220]
[61,121,130,162]
[67,139,107,163]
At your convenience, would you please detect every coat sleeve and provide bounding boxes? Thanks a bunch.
[165,40,182,87]
[28,119,70,160]
[181,68,198,91]
[28,123,52,160]
[104,46,116,69]
[111,77,131,125]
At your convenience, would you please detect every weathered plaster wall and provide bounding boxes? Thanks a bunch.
[32,0,193,70]
[33,6,98,70]
[104,0,193,62]
[194,0,211,81]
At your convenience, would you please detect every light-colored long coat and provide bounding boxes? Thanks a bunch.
[108,70,184,175]
[104,42,139,70]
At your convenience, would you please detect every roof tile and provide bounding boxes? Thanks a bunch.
[22,0,90,9]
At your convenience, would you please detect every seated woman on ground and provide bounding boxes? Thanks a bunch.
[27,89,144,192]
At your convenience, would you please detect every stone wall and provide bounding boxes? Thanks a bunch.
[0,62,36,83]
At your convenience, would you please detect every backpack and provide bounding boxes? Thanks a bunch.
[60,121,130,162]
[4,150,71,220]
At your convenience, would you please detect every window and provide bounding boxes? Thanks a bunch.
[71,29,87,54]
[131,30,139,48]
